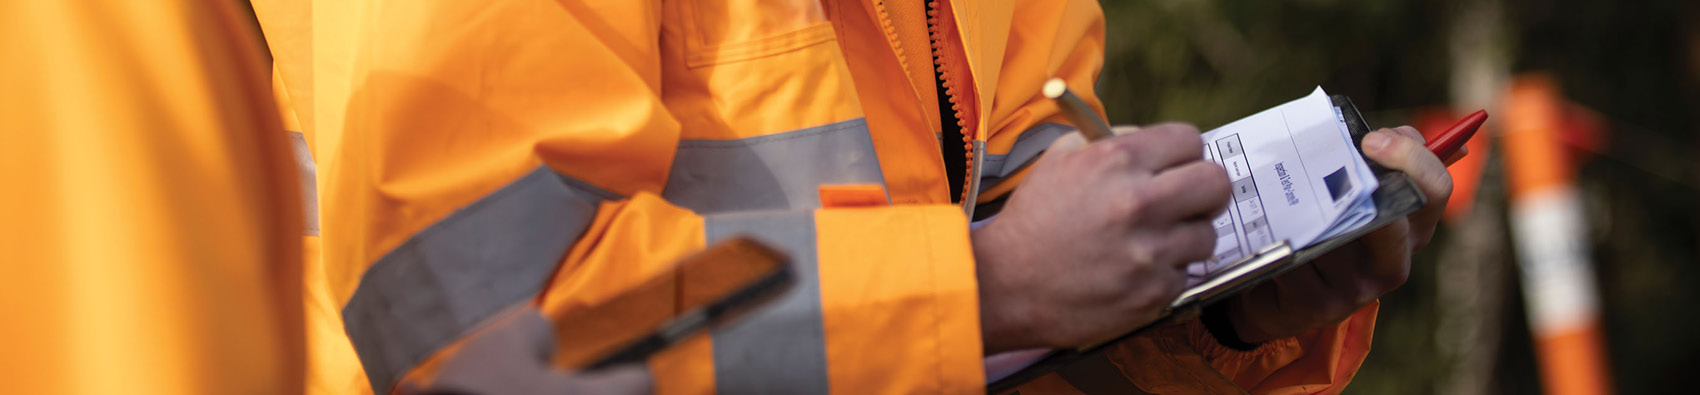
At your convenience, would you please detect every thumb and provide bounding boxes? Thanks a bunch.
[1047,130,1088,153]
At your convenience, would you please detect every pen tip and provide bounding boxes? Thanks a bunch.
[1042,78,1068,99]
[1458,110,1489,131]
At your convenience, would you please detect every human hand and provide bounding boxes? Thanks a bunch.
[973,123,1232,354]
[1217,126,1454,344]
[412,308,654,395]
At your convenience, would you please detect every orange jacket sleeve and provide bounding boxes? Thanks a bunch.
[255,0,986,394]
[1,1,304,393]
[1194,302,1379,395]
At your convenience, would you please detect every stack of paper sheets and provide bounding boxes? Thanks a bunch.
[1186,87,1379,284]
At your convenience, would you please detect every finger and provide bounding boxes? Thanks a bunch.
[1389,125,1425,144]
[1153,219,1217,269]
[1443,146,1468,166]
[1111,124,1142,136]
[1101,122,1204,172]
[1135,160,1232,224]
[1362,129,1452,241]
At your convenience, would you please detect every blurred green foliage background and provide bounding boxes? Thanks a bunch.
[1095,0,1700,393]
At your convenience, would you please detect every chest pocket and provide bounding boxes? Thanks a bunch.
[679,0,835,67]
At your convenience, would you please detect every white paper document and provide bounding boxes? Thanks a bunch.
[1186,87,1379,284]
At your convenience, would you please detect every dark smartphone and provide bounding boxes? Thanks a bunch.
[548,236,795,370]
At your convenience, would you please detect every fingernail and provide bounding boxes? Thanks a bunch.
[1364,132,1392,152]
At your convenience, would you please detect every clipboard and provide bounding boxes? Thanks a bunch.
[987,95,1429,394]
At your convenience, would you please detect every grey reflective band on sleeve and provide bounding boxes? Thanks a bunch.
[704,211,830,394]
[664,118,886,214]
[341,166,619,394]
[976,122,1074,192]
[287,131,318,236]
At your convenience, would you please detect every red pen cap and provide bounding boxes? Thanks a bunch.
[1426,110,1488,160]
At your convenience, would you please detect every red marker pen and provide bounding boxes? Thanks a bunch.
[1426,110,1488,161]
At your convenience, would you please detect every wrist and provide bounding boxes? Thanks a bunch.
[972,224,1040,354]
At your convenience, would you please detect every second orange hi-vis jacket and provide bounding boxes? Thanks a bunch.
[251,0,1379,393]
[1,1,305,393]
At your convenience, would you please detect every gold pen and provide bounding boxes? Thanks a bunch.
[1042,78,1117,141]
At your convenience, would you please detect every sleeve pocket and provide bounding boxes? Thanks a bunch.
[678,0,837,67]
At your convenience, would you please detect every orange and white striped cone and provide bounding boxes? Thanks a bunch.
[1502,74,1613,395]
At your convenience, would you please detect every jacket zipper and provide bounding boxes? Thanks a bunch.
[926,1,967,204]
[925,0,979,209]
[873,0,980,211]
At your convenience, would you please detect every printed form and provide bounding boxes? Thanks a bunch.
[1187,87,1380,283]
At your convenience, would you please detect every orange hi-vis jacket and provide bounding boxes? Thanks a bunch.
[253,0,1379,393]
[2,1,305,393]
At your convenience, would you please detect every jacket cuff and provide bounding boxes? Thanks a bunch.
[1186,314,1302,367]
[813,205,986,393]
[1186,301,1381,393]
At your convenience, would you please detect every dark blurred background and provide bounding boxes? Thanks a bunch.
[1096,0,1700,393]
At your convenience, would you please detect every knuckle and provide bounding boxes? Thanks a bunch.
[1116,188,1152,219]
[1396,125,1425,143]
[1384,130,1417,153]
[1098,139,1141,168]
[1126,243,1159,268]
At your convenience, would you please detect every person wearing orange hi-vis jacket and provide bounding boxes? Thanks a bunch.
[0,1,304,393]
[250,0,1454,393]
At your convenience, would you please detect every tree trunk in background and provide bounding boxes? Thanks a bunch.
[1436,0,1511,394]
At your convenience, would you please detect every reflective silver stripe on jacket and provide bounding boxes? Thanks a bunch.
[342,166,619,393]
[342,119,875,392]
[976,122,1074,192]
[664,118,886,214]
[703,210,829,394]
